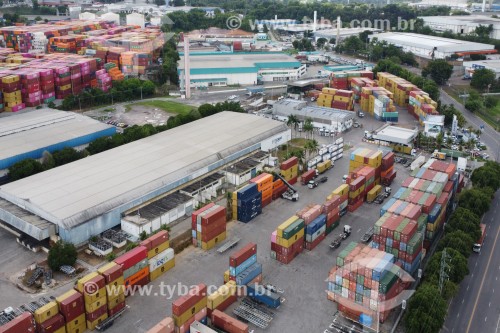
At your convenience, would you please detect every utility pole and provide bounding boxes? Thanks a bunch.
[439,249,451,295]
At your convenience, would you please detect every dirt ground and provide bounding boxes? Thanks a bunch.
[84,103,173,127]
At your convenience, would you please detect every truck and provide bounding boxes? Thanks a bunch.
[246,283,283,309]
[317,159,333,174]
[275,173,299,201]
[473,224,486,253]
[300,169,317,185]
[457,157,467,173]
[432,150,446,160]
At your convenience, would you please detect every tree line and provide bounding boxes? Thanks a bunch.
[7,101,244,181]
[404,161,500,333]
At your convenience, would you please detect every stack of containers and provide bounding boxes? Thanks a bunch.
[207,281,237,316]
[76,272,107,330]
[95,69,112,92]
[359,86,397,121]
[19,70,41,107]
[104,62,125,81]
[56,289,86,333]
[55,66,72,100]
[271,216,304,264]
[232,183,262,223]
[114,246,149,293]
[227,243,262,285]
[280,157,299,184]
[2,74,24,112]
[172,284,208,333]
[271,177,287,200]
[40,68,55,103]
[34,301,65,333]
[191,203,227,250]
[408,90,439,125]
[0,312,35,333]
[249,173,273,207]
[316,87,354,110]
[330,70,373,89]
[97,262,126,318]
[352,166,376,199]
[371,213,423,275]
[328,184,349,215]
[377,72,419,107]
[381,151,396,186]
[350,77,377,104]
[210,310,249,333]
[304,213,327,250]
[327,242,406,326]
[349,148,382,174]
[146,317,175,333]
[323,195,341,234]
[348,175,365,212]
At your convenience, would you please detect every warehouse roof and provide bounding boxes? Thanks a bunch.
[0,109,115,170]
[375,125,417,145]
[273,100,355,122]
[420,15,500,26]
[370,32,495,53]
[178,52,302,75]
[0,112,288,230]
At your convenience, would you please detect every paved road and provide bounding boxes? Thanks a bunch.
[441,193,500,333]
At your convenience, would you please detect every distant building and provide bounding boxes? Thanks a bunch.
[463,59,500,78]
[424,115,445,138]
[314,28,382,42]
[420,15,500,40]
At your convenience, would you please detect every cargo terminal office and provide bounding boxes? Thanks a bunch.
[0,112,291,245]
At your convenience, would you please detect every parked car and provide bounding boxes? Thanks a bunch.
[353,121,360,128]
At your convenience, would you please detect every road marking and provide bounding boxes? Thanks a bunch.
[467,285,470,291]
[489,302,491,307]
[457,313,460,318]
[496,315,500,333]
[485,317,488,322]
[466,221,500,333]
[462,298,465,304]
[357,228,361,233]
[476,262,478,267]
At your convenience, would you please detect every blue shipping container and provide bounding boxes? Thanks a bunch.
[246,283,281,308]
[237,183,258,200]
[230,254,257,277]
[236,263,262,285]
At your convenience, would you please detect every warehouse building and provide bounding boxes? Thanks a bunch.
[313,28,381,41]
[420,15,500,40]
[178,52,306,88]
[370,32,496,59]
[272,99,355,133]
[0,109,115,178]
[463,59,500,78]
[0,112,291,244]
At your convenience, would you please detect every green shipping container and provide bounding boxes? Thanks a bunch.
[282,219,305,239]
[417,214,427,233]
[407,232,423,255]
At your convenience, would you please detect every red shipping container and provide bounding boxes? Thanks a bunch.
[229,243,257,268]
[141,230,169,250]
[200,206,226,226]
[86,304,107,322]
[262,196,272,208]
[125,275,150,296]
[0,312,35,333]
[58,291,85,322]
[347,199,363,212]
[37,314,65,333]
[272,184,287,200]
[288,176,298,185]
[108,301,126,317]
[300,169,316,185]
[211,310,249,333]
[443,181,453,194]
[172,283,207,316]
[327,208,340,227]
[200,223,226,243]
[304,233,326,251]
[349,176,366,192]
[402,177,414,188]
[114,246,147,271]
[281,156,298,170]
[99,264,123,284]
[192,203,216,224]
[199,218,226,234]
[323,196,339,213]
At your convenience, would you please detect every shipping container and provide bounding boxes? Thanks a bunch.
[0,312,35,333]
[97,262,123,284]
[210,310,248,333]
[146,317,174,333]
[172,284,207,316]
[114,246,148,271]
[56,289,84,322]
[229,243,257,268]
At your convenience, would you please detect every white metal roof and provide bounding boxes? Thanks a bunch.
[0,109,113,166]
[371,32,494,53]
[420,15,500,27]
[375,125,417,145]
[0,112,288,230]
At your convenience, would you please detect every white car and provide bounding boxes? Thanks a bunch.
[227,95,238,100]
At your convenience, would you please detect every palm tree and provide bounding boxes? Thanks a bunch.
[286,114,299,138]
[303,117,314,140]
[304,139,319,161]
[436,132,444,150]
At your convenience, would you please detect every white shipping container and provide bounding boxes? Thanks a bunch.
[322,153,331,162]
[341,287,349,298]
[319,147,328,155]
[149,248,175,271]
[190,321,217,333]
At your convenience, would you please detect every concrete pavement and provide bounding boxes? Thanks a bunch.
[441,192,500,333]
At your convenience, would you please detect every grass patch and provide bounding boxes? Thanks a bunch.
[129,100,196,115]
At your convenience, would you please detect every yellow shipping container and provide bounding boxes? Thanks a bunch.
[224,270,230,283]
[201,231,226,250]
[173,298,207,326]
[106,277,125,302]
[348,186,364,199]
[53,326,66,333]
[107,293,126,310]
[276,228,304,248]
[66,313,86,332]
[277,215,299,237]
[87,313,108,331]
[76,272,99,293]
[34,301,58,324]
[97,262,120,276]
[149,257,175,281]
[2,75,19,83]
[332,184,349,197]
[67,320,86,333]
[84,296,107,313]
[84,287,106,304]
[147,241,170,259]
[207,281,237,310]
[333,95,350,103]
[367,185,382,202]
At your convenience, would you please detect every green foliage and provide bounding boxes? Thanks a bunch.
[8,159,44,181]
[471,68,496,90]
[316,38,327,49]
[438,104,467,127]
[106,253,117,262]
[458,188,492,217]
[465,98,483,113]
[126,242,138,251]
[445,208,481,241]
[52,147,83,166]
[425,248,469,284]
[484,95,498,108]
[48,241,77,271]
[41,151,55,170]
[404,283,447,333]
[437,230,475,257]
[139,231,148,241]
[292,38,314,51]
[471,161,500,191]
[422,60,453,85]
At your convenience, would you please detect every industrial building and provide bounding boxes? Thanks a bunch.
[420,15,500,40]
[373,125,418,147]
[370,32,496,59]
[178,52,306,88]
[272,99,355,133]
[0,109,115,178]
[313,28,381,42]
[0,112,291,244]
[423,115,445,138]
[463,59,500,78]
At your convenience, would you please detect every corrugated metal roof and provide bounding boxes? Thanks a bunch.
[0,112,288,230]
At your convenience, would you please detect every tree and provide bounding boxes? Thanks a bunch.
[465,98,483,113]
[471,161,500,191]
[304,139,319,161]
[173,0,184,6]
[139,231,148,240]
[48,241,77,271]
[41,151,55,170]
[33,0,39,10]
[8,159,44,181]
[302,118,314,139]
[437,230,475,257]
[422,59,453,85]
[458,188,492,216]
[446,211,481,242]
[316,38,327,49]
[52,147,83,166]
[286,114,300,136]
[154,0,165,6]
[471,68,496,90]
[404,283,447,333]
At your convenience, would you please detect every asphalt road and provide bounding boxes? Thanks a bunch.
[441,192,500,333]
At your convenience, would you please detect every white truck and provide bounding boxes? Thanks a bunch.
[457,157,467,173]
